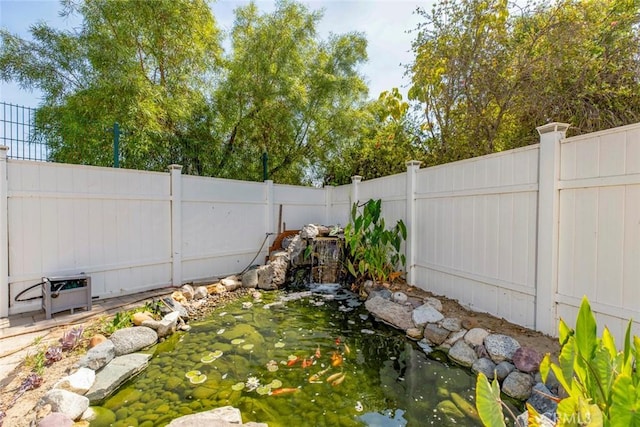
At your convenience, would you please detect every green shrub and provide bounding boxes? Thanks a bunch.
[475,296,640,426]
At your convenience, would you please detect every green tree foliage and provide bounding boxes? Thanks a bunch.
[0,0,368,183]
[409,0,640,166]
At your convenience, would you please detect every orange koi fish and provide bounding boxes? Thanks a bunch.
[330,351,343,367]
[301,358,313,368]
[315,346,321,358]
[287,356,300,366]
[326,372,343,383]
[331,373,346,386]
[271,387,300,396]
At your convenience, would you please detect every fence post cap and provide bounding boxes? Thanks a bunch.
[351,175,363,183]
[405,160,422,167]
[536,122,570,135]
[168,164,183,171]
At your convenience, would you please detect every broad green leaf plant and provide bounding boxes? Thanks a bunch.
[343,199,407,292]
[475,297,640,427]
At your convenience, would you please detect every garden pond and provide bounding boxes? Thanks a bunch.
[90,285,483,426]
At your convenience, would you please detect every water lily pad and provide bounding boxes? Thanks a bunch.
[211,350,223,358]
[287,354,297,361]
[242,344,254,350]
[274,342,285,348]
[256,385,271,395]
[201,354,216,363]
[185,370,201,379]
[269,379,282,389]
[231,382,245,391]
[189,374,207,384]
[231,338,245,345]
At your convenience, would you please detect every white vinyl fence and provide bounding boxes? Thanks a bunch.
[1,122,639,345]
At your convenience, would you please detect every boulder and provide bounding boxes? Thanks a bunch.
[40,389,89,421]
[448,340,478,368]
[406,328,423,340]
[391,292,408,304]
[484,334,521,363]
[207,283,227,294]
[513,347,542,373]
[464,328,489,347]
[132,312,154,326]
[424,324,450,345]
[502,371,534,400]
[180,284,195,300]
[166,406,268,427]
[412,304,444,327]
[423,297,443,312]
[271,256,288,287]
[300,224,319,239]
[142,311,179,339]
[76,340,115,371]
[109,326,158,356]
[38,412,74,427]
[257,264,277,290]
[440,317,462,332]
[242,269,259,288]
[85,353,152,403]
[527,382,558,416]
[444,329,467,346]
[471,358,497,380]
[54,368,95,394]
[221,276,242,291]
[194,286,208,300]
[88,334,107,349]
[495,361,515,381]
[364,295,415,331]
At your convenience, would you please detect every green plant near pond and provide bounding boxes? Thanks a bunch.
[344,199,407,289]
[475,296,640,427]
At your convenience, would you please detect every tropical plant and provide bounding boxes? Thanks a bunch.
[344,199,407,290]
[475,296,640,426]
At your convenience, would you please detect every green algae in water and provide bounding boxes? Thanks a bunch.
[91,289,482,427]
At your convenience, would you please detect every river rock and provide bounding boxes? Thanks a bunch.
[38,412,74,427]
[365,295,415,331]
[484,334,521,363]
[142,311,179,338]
[448,340,478,367]
[502,371,534,400]
[475,344,490,359]
[77,340,115,370]
[85,353,152,403]
[444,329,467,346]
[513,347,542,373]
[88,334,107,349]
[471,358,497,380]
[110,326,158,356]
[406,328,423,340]
[208,282,227,294]
[392,292,408,304]
[166,406,267,427]
[527,382,558,415]
[132,312,154,326]
[180,284,195,300]
[412,304,444,326]
[441,317,462,332]
[221,276,242,291]
[194,286,208,299]
[242,269,259,288]
[495,361,515,381]
[54,367,95,394]
[424,323,450,345]
[464,328,489,347]
[423,297,443,311]
[40,389,89,421]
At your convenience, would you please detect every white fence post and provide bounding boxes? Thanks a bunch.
[169,164,183,287]
[535,122,570,335]
[350,175,362,211]
[0,146,8,317]
[324,185,333,226]
[405,160,422,286]
[265,179,274,238]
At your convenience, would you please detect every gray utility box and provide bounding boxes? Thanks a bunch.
[42,274,92,319]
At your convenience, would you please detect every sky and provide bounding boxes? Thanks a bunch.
[0,0,427,108]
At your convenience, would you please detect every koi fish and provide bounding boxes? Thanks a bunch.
[287,356,300,366]
[326,372,343,383]
[331,373,346,386]
[270,387,300,396]
[315,346,321,358]
[330,352,343,367]
[335,337,341,346]
[301,358,313,368]
[309,367,331,383]
[343,343,351,355]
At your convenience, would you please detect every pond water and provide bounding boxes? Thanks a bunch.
[91,285,482,427]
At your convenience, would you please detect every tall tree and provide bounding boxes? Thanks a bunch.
[1,0,221,171]
[409,0,640,166]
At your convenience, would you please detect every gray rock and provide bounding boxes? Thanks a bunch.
[257,264,276,290]
[423,297,443,311]
[109,326,158,356]
[142,312,178,338]
[193,286,208,299]
[484,334,521,363]
[502,371,534,400]
[475,344,490,359]
[495,361,515,381]
[471,358,497,380]
[440,317,462,332]
[424,323,450,345]
[221,275,242,291]
[527,382,558,415]
[54,367,95,394]
[85,353,152,403]
[180,284,194,300]
[464,328,489,347]
[392,292,408,304]
[242,268,259,288]
[271,256,288,287]
[535,368,560,392]
[513,347,542,373]
[167,406,268,427]
[417,339,433,355]
[76,340,115,370]
[448,340,478,368]
[161,297,189,320]
[412,304,444,327]
[364,295,415,331]
[444,329,467,346]
[40,389,89,421]
[300,224,319,239]
[38,412,74,427]
[370,288,392,300]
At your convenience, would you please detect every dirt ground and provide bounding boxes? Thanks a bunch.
[0,286,560,427]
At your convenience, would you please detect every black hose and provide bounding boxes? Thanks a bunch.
[240,232,274,275]
[13,281,45,302]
